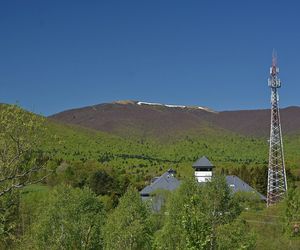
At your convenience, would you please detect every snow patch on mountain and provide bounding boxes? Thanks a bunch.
[136,101,216,113]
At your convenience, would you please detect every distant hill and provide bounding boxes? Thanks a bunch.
[49,101,300,138]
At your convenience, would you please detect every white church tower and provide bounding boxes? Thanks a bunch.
[192,156,214,182]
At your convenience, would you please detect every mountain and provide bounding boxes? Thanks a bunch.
[49,100,300,138]
[3,103,298,189]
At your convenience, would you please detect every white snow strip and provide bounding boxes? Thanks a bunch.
[136,101,216,113]
[137,101,164,106]
[165,104,186,108]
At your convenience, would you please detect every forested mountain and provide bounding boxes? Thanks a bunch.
[42,102,300,196]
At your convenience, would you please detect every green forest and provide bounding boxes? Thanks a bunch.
[0,105,299,249]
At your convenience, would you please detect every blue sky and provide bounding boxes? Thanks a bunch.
[0,1,300,115]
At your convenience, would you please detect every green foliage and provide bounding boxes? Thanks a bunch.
[154,176,246,250]
[25,108,298,195]
[0,105,299,249]
[283,187,300,237]
[0,191,20,249]
[153,179,198,249]
[0,105,53,248]
[216,220,256,250]
[233,191,263,211]
[41,119,300,196]
[18,184,50,239]
[241,201,300,249]
[53,160,99,188]
[87,169,130,208]
[23,185,105,250]
[103,187,153,250]
[0,105,50,196]
[88,170,115,196]
[0,105,44,152]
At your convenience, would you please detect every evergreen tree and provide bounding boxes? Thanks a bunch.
[88,170,115,196]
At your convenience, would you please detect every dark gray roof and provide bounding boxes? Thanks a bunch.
[140,170,180,196]
[192,156,214,169]
[226,175,266,200]
[140,172,266,212]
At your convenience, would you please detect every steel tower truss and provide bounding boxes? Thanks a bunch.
[267,53,287,206]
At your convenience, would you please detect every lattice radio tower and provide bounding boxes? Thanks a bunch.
[267,51,287,206]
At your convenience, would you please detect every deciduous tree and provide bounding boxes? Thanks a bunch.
[216,220,256,250]
[103,186,153,250]
[0,105,50,196]
[25,185,106,249]
[154,176,252,250]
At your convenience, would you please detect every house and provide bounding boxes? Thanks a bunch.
[140,156,266,210]
[226,175,266,200]
[193,156,266,200]
[140,169,180,211]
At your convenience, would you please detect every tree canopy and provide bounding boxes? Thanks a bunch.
[103,186,153,250]
[154,176,254,250]
[0,105,50,196]
[24,185,106,250]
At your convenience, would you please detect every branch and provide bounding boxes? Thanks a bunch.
[0,165,43,184]
[0,171,53,197]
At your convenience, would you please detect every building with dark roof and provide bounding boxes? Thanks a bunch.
[226,175,266,200]
[140,169,180,211]
[140,156,266,211]
[192,156,214,182]
[140,169,180,198]
[192,156,214,168]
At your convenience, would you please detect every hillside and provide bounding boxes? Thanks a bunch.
[45,108,300,174]
[46,102,300,192]
[1,105,300,249]
[49,101,300,138]
[2,104,298,193]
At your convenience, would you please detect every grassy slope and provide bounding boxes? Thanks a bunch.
[40,119,300,195]
[44,120,300,171]
[241,203,300,250]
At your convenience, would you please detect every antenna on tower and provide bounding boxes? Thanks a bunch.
[272,49,277,67]
[267,51,287,206]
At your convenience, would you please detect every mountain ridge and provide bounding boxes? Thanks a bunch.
[49,101,300,138]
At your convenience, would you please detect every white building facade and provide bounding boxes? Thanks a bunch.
[192,156,214,183]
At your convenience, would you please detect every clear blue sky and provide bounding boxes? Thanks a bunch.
[1,1,300,115]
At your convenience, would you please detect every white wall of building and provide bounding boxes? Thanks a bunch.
[195,170,212,182]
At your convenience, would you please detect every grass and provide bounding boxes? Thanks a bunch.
[240,203,300,250]
[21,184,50,194]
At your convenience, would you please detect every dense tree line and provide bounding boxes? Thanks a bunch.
[0,177,258,249]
